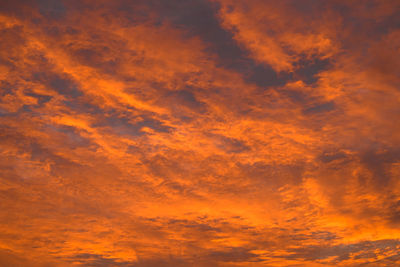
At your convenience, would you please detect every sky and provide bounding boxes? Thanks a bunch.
[0,0,400,266]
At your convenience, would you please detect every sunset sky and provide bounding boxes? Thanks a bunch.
[1,0,400,266]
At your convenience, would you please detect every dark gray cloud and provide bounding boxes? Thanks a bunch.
[286,239,400,263]
[164,89,207,114]
[360,148,400,186]
[97,115,171,136]
[303,101,336,115]
[318,151,348,163]
[295,57,331,85]
[37,0,66,19]
[32,72,82,98]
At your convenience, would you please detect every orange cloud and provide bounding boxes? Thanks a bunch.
[0,0,399,266]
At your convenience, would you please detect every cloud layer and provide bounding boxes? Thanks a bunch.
[1,0,400,266]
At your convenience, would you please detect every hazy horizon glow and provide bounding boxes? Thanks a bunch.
[1,0,400,266]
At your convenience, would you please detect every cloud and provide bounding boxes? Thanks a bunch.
[0,0,400,266]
